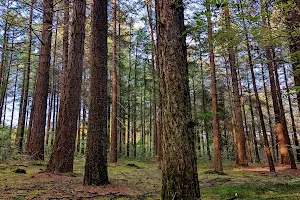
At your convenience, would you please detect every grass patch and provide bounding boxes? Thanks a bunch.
[0,156,300,199]
[202,182,300,200]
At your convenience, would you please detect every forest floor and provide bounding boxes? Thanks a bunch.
[1,156,300,199]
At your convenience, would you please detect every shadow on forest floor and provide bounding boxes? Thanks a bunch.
[1,156,300,199]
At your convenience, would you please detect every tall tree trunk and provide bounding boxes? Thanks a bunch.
[246,77,260,163]
[225,62,237,161]
[2,92,7,126]
[118,20,123,156]
[48,0,86,172]
[284,0,300,112]
[240,77,253,163]
[283,65,300,162]
[76,107,81,154]
[27,0,53,160]
[62,0,69,77]
[132,40,138,158]
[0,7,8,91]
[200,56,211,160]
[81,99,86,154]
[25,77,37,152]
[110,0,118,163]
[145,0,158,160]
[155,0,163,164]
[10,65,19,136]
[17,0,34,153]
[157,0,200,198]
[46,25,57,147]
[258,0,292,167]
[84,0,109,185]
[236,0,276,169]
[206,0,222,172]
[0,33,14,125]
[142,63,146,155]
[261,63,276,162]
[126,23,132,158]
[224,7,247,166]
[273,50,296,169]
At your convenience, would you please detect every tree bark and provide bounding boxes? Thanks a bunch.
[145,0,158,160]
[224,7,247,166]
[17,0,35,153]
[62,0,69,78]
[273,50,296,169]
[84,0,109,185]
[10,65,19,137]
[0,6,8,91]
[110,0,118,163]
[283,65,300,162]
[27,0,53,160]
[261,63,276,162]
[206,0,222,172]
[48,0,86,172]
[240,76,253,163]
[126,22,132,158]
[284,0,300,112]
[46,25,57,147]
[157,0,200,198]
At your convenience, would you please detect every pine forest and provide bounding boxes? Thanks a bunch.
[0,0,300,199]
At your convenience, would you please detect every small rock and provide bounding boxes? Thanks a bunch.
[127,163,141,169]
[13,169,26,174]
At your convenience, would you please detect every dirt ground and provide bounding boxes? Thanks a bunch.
[1,156,300,199]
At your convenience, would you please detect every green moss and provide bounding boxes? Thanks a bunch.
[0,157,299,199]
[202,182,300,200]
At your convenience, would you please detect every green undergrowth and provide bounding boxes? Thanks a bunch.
[0,157,300,199]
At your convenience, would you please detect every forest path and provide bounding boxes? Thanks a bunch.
[0,156,300,199]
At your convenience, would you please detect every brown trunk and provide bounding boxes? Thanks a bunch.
[48,0,86,172]
[247,79,260,163]
[261,63,276,162]
[46,25,57,147]
[224,7,247,166]
[245,44,275,170]
[206,0,222,172]
[1,37,14,125]
[46,93,54,146]
[10,65,19,136]
[240,79,253,163]
[110,0,118,163]
[0,7,8,90]
[225,62,237,161]
[155,0,163,164]
[2,94,7,126]
[283,65,300,161]
[132,41,138,158]
[25,78,37,152]
[117,19,122,156]
[15,0,34,152]
[81,89,86,154]
[62,0,69,78]
[126,23,132,158]
[76,107,81,154]
[284,0,300,112]
[84,0,109,185]
[259,0,290,166]
[157,0,200,198]
[273,51,296,169]
[27,0,53,160]
[237,1,276,169]
[142,64,146,155]
[200,56,211,160]
[145,0,158,159]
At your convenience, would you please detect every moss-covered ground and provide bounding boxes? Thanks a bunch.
[1,156,300,199]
